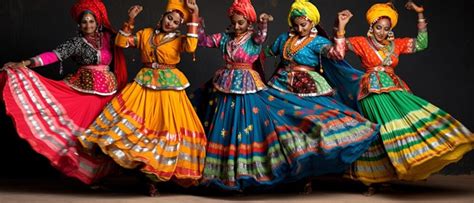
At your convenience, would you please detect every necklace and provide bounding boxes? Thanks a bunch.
[83,32,102,50]
[283,35,314,61]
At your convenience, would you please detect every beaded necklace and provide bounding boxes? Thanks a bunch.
[283,35,314,61]
[83,32,103,50]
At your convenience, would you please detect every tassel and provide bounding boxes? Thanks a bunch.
[319,52,324,73]
[59,61,64,75]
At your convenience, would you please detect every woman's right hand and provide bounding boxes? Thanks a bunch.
[2,61,27,70]
[337,10,353,27]
[128,5,143,19]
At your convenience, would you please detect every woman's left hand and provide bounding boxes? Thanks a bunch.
[259,13,274,24]
[405,1,424,13]
[187,0,199,16]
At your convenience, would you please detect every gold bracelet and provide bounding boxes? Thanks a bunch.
[336,30,346,38]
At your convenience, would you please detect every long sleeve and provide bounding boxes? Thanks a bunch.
[252,21,268,45]
[51,38,78,62]
[181,35,198,53]
[414,30,428,52]
[265,33,285,57]
[321,37,346,60]
[311,36,346,60]
[115,29,143,49]
[198,28,223,48]
[29,52,59,68]
[396,30,428,55]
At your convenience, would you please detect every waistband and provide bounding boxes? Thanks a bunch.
[80,65,109,71]
[225,62,253,70]
[144,62,176,69]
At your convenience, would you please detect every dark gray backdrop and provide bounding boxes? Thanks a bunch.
[0,0,473,177]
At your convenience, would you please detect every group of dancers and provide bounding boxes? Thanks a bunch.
[1,0,473,197]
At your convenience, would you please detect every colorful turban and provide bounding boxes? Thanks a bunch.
[366,3,398,29]
[70,0,112,30]
[166,0,191,23]
[288,0,320,26]
[227,0,257,24]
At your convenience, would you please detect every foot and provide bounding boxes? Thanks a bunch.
[148,183,160,197]
[363,186,376,196]
[379,183,394,192]
[233,189,245,197]
[301,180,313,195]
[90,182,111,192]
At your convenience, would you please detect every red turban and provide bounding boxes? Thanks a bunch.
[227,0,257,24]
[70,0,113,31]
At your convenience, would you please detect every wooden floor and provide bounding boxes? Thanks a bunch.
[0,175,473,202]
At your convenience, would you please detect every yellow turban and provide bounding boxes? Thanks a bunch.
[288,0,320,26]
[366,3,398,29]
[166,0,191,23]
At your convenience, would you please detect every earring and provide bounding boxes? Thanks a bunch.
[367,27,374,37]
[248,25,254,31]
[76,24,82,36]
[289,27,295,36]
[225,24,233,33]
[387,30,395,41]
[310,26,318,37]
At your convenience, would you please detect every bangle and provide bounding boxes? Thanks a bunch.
[119,30,131,37]
[186,22,199,27]
[187,33,198,38]
[187,26,198,36]
[336,30,345,38]
[418,18,426,23]
[417,7,425,13]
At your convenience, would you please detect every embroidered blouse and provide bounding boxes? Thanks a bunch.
[198,21,268,94]
[345,31,428,99]
[266,32,346,97]
[29,32,117,96]
[115,28,197,90]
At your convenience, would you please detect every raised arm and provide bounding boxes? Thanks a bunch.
[115,5,143,48]
[408,1,428,52]
[181,0,200,53]
[252,13,273,45]
[321,10,354,60]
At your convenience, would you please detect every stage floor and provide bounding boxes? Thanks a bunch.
[0,175,473,202]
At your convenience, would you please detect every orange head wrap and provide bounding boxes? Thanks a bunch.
[227,0,257,24]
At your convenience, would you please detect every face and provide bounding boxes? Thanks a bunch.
[371,17,392,42]
[80,13,98,35]
[292,16,313,37]
[160,11,182,33]
[230,13,249,36]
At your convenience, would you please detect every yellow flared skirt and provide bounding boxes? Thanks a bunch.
[79,82,207,186]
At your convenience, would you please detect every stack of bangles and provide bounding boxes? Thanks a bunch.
[187,22,199,38]
[119,20,134,37]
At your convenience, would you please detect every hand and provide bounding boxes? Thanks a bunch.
[128,5,143,19]
[186,0,199,16]
[405,1,424,13]
[337,10,353,27]
[259,13,274,24]
[2,61,26,69]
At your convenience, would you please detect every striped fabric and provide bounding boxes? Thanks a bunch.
[192,84,378,190]
[347,91,474,184]
[2,67,115,184]
[79,82,207,186]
